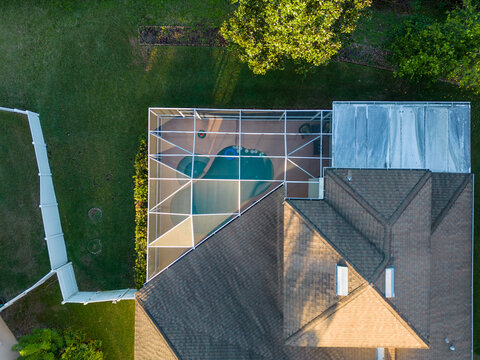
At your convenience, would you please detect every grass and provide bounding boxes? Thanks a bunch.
[0,112,50,300]
[352,8,406,47]
[2,278,134,360]
[0,1,478,359]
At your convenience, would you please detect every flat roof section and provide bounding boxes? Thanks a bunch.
[332,102,471,173]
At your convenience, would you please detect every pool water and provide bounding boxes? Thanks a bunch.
[172,146,274,215]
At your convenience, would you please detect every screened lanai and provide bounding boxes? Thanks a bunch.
[147,108,332,280]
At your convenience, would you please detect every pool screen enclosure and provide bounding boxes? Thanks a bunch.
[147,108,333,281]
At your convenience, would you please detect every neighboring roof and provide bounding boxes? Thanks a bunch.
[287,284,428,349]
[332,101,471,173]
[287,199,383,279]
[327,169,427,220]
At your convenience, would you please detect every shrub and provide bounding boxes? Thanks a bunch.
[133,137,148,289]
[61,330,103,360]
[389,1,480,93]
[13,328,63,360]
[12,328,103,360]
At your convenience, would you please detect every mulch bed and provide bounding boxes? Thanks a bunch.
[139,26,227,47]
[138,25,392,70]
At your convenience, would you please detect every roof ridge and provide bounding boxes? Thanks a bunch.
[388,171,431,225]
[432,174,472,233]
[326,170,388,225]
[285,284,370,345]
[136,300,182,359]
[286,284,429,349]
[367,285,430,349]
[285,200,380,281]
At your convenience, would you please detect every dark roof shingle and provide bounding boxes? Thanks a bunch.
[288,199,384,280]
[330,169,427,220]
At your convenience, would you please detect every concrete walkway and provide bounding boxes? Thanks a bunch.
[0,316,18,360]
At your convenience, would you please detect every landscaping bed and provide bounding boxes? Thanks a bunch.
[139,26,227,46]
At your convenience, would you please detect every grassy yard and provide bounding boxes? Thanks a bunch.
[2,278,134,360]
[0,1,478,359]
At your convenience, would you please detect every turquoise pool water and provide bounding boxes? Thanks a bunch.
[171,146,274,215]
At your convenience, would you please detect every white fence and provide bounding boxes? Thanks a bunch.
[0,107,135,311]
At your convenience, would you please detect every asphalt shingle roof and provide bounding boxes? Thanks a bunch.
[330,169,427,220]
[288,199,384,280]
[431,172,469,227]
[136,171,473,360]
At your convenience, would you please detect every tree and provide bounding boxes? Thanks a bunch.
[220,0,372,74]
[389,1,480,93]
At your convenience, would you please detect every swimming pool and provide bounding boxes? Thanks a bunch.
[171,145,274,214]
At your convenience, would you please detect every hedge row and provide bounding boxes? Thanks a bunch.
[133,138,148,289]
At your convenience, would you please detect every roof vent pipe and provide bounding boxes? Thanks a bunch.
[347,170,352,182]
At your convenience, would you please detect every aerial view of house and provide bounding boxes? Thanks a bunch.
[135,102,473,359]
[0,2,478,360]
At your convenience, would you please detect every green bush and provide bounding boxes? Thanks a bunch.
[61,330,103,360]
[133,137,148,289]
[389,1,480,93]
[12,328,103,360]
[220,0,372,75]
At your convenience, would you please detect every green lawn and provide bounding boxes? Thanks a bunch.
[2,278,134,360]
[0,1,478,359]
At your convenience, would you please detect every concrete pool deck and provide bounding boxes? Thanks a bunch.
[0,316,18,360]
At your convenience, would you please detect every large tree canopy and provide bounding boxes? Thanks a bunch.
[220,0,371,74]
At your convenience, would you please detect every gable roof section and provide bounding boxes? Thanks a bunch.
[287,199,384,280]
[286,284,429,349]
[283,202,368,338]
[136,188,286,359]
[328,169,428,221]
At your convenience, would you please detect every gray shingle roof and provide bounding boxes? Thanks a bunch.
[431,172,470,228]
[330,169,427,220]
[137,188,286,359]
[288,199,384,280]
[136,171,473,360]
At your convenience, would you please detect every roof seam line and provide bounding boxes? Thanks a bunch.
[432,174,472,233]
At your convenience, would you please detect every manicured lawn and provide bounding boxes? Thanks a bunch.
[2,278,134,360]
[0,1,478,359]
[0,112,50,300]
